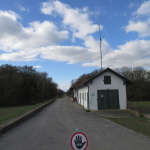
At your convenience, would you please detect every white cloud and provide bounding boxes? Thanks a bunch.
[0,10,69,60]
[0,9,104,63]
[39,46,96,64]
[84,36,112,55]
[82,40,150,68]
[0,10,21,20]
[37,37,111,65]
[0,11,22,40]
[41,1,54,15]
[41,0,101,40]
[39,0,106,64]
[58,83,70,92]
[33,65,41,68]
[128,3,136,9]
[124,20,150,37]
[124,0,150,37]
[132,0,150,16]
[19,5,29,12]
[0,1,150,70]
[82,6,88,12]
[0,50,39,61]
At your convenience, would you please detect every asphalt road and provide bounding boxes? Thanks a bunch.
[0,96,150,150]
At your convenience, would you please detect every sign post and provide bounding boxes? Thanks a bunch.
[70,132,88,150]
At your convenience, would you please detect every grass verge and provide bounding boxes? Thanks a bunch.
[128,101,150,108]
[107,117,150,138]
[85,109,91,112]
[0,99,53,125]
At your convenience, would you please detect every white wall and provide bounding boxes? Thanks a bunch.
[89,70,127,110]
[78,86,88,109]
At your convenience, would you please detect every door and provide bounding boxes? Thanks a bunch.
[97,90,119,109]
[87,92,89,109]
[83,93,84,107]
[80,93,81,104]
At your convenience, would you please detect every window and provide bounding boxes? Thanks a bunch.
[104,76,111,84]
[82,93,84,100]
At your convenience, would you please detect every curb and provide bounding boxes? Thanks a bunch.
[126,109,140,117]
[0,99,55,135]
[142,114,150,119]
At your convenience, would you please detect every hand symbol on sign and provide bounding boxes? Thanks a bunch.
[74,135,86,149]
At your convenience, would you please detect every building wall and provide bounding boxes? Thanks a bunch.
[78,86,88,109]
[74,89,77,98]
[88,70,127,110]
[73,89,78,101]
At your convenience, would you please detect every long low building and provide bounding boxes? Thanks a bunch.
[69,68,133,110]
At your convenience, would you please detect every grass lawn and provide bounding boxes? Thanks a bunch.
[0,99,53,125]
[128,101,150,108]
[108,117,150,138]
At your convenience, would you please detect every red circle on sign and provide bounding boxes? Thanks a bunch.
[70,132,88,150]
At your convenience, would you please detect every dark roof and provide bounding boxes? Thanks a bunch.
[84,67,133,86]
[69,77,89,90]
[69,68,133,90]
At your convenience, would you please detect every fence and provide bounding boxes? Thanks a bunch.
[127,101,150,114]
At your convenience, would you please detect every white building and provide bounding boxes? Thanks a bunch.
[70,68,133,110]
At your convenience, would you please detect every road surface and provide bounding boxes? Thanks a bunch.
[0,96,150,150]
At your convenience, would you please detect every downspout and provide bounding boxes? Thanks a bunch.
[77,88,78,103]
[85,84,89,110]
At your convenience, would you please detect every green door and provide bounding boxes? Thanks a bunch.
[108,90,119,109]
[97,90,119,109]
[97,90,108,109]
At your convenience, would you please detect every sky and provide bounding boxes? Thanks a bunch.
[0,0,150,91]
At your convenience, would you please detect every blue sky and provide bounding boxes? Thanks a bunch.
[0,0,150,91]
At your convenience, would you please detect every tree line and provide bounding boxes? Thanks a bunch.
[67,67,150,101]
[0,64,64,106]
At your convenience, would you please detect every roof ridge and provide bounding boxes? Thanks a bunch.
[70,77,88,89]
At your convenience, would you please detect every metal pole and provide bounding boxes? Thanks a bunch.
[99,14,102,71]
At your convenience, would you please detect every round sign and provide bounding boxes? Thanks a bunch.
[100,94,103,98]
[70,132,88,150]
